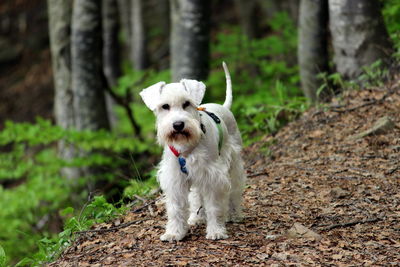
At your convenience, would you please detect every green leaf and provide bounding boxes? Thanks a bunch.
[0,244,6,266]
[60,207,74,217]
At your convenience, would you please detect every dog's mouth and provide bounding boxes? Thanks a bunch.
[166,130,192,142]
[170,130,190,138]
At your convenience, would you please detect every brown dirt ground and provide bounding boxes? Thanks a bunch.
[49,80,400,266]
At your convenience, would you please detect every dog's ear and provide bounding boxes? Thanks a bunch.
[139,81,166,111]
[180,79,206,106]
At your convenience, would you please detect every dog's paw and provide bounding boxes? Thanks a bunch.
[160,232,186,242]
[188,214,205,226]
[206,229,228,240]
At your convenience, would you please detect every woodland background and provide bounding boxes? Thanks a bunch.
[0,0,399,265]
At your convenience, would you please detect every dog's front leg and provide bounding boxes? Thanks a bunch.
[159,172,190,241]
[188,187,205,226]
[202,183,229,240]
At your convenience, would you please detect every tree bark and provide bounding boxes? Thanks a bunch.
[153,0,170,70]
[298,0,330,103]
[102,0,121,87]
[329,0,393,80]
[48,0,81,180]
[48,0,73,131]
[131,0,148,70]
[170,0,210,82]
[71,0,110,131]
[117,0,131,47]
[234,0,260,39]
[102,0,121,129]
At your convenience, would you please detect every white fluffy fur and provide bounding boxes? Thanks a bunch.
[140,64,246,241]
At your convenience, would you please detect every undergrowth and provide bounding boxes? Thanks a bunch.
[0,119,149,266]
[16,196,124,266]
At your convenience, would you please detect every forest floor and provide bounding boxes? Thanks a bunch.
[49,80,400,266]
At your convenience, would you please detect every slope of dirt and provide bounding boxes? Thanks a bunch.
[49,81,400,266]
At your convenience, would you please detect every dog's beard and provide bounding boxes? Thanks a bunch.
[157,119,201,147]
[168,130,191,140]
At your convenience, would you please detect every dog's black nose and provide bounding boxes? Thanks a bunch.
[173,121,185,131]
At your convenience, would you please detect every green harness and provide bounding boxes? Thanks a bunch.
[199,109,224,153]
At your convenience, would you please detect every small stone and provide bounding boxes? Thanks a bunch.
[330,187,350,198]
[286,223,322,241]
[349,116,395,140]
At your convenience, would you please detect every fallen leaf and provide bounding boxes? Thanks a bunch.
[256,253,269,260]
[272,252,288,261]
[332,254,343,260]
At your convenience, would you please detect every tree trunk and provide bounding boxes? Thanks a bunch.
[117,0,131,47]
[48,0,81,180]
[298,0,330,103]
[102,0,121,87]
[153,0,170,70]
[102,0,121,129]
[131,0,148,70]
[234,0,260,39]
[170,0,210,82]
[329,0,393,80]
[71,0,110,132]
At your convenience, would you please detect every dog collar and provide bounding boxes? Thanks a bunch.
[168,145,188,174]
[197,107,224,153]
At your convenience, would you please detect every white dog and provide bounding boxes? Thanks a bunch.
[140,62,246,241]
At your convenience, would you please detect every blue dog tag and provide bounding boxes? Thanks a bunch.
[178,157,188,174]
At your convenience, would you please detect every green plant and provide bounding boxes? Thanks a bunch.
[383,0,400,53]
[358,60,389,87]
[316,72,347,99]
[316,58,390,100]
[0,245,6,267]
[0,118,157,265]
[16,196,124,266]
[123,170,158,199]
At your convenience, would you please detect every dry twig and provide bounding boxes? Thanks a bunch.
[131,196,160,213]
[247,171,269,178]
[317,217,382,231]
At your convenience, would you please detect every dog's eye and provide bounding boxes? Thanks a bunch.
[161,104,170,110]
[182,101,190,109]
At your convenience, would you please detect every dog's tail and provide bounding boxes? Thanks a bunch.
[222,62,232,110]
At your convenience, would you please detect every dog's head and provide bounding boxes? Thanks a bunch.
[140,79,206,147]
